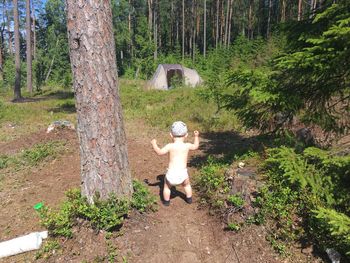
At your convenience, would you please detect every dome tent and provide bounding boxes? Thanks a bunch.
[146,64,203,90]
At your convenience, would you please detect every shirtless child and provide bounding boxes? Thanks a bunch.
[151,121,199,206]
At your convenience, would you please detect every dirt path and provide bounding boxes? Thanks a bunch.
[0,128,286,262]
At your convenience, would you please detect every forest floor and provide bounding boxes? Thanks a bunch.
[0,120,323,262]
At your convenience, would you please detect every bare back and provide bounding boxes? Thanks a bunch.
[167,142,193,170]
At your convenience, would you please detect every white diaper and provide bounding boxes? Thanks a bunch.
[165,168,189,185]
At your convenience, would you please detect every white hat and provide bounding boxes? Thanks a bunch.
[171,121,188,137]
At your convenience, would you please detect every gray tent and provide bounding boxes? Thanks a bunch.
[146,64,203,90]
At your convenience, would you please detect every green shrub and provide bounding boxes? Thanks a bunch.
[38,181,157,237]
[227,222,241,231]
[38,189,129,237]
[21,141,64,165]
[254,146,350,259]
[131,180,157,212]
[227,194,244,207]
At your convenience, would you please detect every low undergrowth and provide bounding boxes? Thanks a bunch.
[37,180,157,238]
[195,143,350,260]
[253,147,350,259]
[0,141,66,170]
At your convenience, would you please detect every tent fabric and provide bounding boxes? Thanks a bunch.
[146,64,203,90]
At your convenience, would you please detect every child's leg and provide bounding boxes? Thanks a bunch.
[182,178,192,198]
[163,179,171,202]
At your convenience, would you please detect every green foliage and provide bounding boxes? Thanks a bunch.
[38,189,129,237]
[194,156,230,210]
[38,180,157,237]
[131,180,157,212]
[21,141,64,166]
[120,80,241,132]
[223,3,350,133]
[0,141,65,171]
[227,194,244,207]
[227,222,241,232]
[313,208,350,255]
[254,146,350,258]
[35,239,61,260]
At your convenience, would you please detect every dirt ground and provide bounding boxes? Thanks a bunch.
[0,124,322,262]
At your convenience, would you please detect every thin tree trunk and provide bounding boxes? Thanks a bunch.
[153,0,157,60]
[298,0,302,21]
[0,36,3,80]
[182,0,184,60]
[267,0,272,37]
[13,0,21,101]
[281,0,286,22]
[220,0,224,46]
[26,0,32,93]
[65,0,133,202]
[224,0,229,46]
[32,0,36,58]
[248,0,253,39]
[227,0,233,46]
[215,0,219,49]
[148,0,153,40]
[203,0,206,57]
[6,8,12,55]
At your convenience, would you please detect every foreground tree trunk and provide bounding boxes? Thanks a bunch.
[65,0,133,202]
[13,0,21,101]
[26,0,32,93]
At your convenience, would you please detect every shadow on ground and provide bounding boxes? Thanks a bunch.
[189,131,266,168]
[48,101,76,113]
[145,174,187,203]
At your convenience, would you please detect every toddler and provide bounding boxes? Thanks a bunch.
[151,121,199,206]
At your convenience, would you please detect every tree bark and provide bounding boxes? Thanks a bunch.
[13,0,21,101]
[203,0,206,57]
[227,0,233,46]
[281,0,286,22]
[26,0,32,93]
[215,0,219,48]
[298,0,302,21]
[6,8,12,55]
[32,0,36,58]
[267,0,272,37]
[65,0,133,202]
[224,0,229,46]
[148,0,153,41]
[182,0,185,60]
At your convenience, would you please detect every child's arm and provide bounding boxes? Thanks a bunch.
[151,139,170,155]
[188,131,200,150]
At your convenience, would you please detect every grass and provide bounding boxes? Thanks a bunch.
[0,141,66,171]
[0,79,242,142]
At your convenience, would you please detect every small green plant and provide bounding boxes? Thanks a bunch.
[0,155,10,169]
[35,239,61,259]
[38,189,129,237]
[21,141,65,166]
[131,180,157,212]
[227,222,241,231]
[227,194,244,207]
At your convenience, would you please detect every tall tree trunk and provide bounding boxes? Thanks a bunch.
[298,0,302,21]
[248,0,253,39]
[267,0,272,37]
[182,0,184,60]
[26,0,32,93]
[203,0,206,57]
[6,8,12,55]
[215,0,219,48]
[227,0,233,46]
[147,0,153,40]
[224,0,230,46]
[0,35,3,80]
[65,0,133,202]
[13,0,21,101]
[281,0,286,22]
[32,0,36,58]
[153,0,157,60]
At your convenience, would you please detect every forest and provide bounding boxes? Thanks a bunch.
[0,0,349,262]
